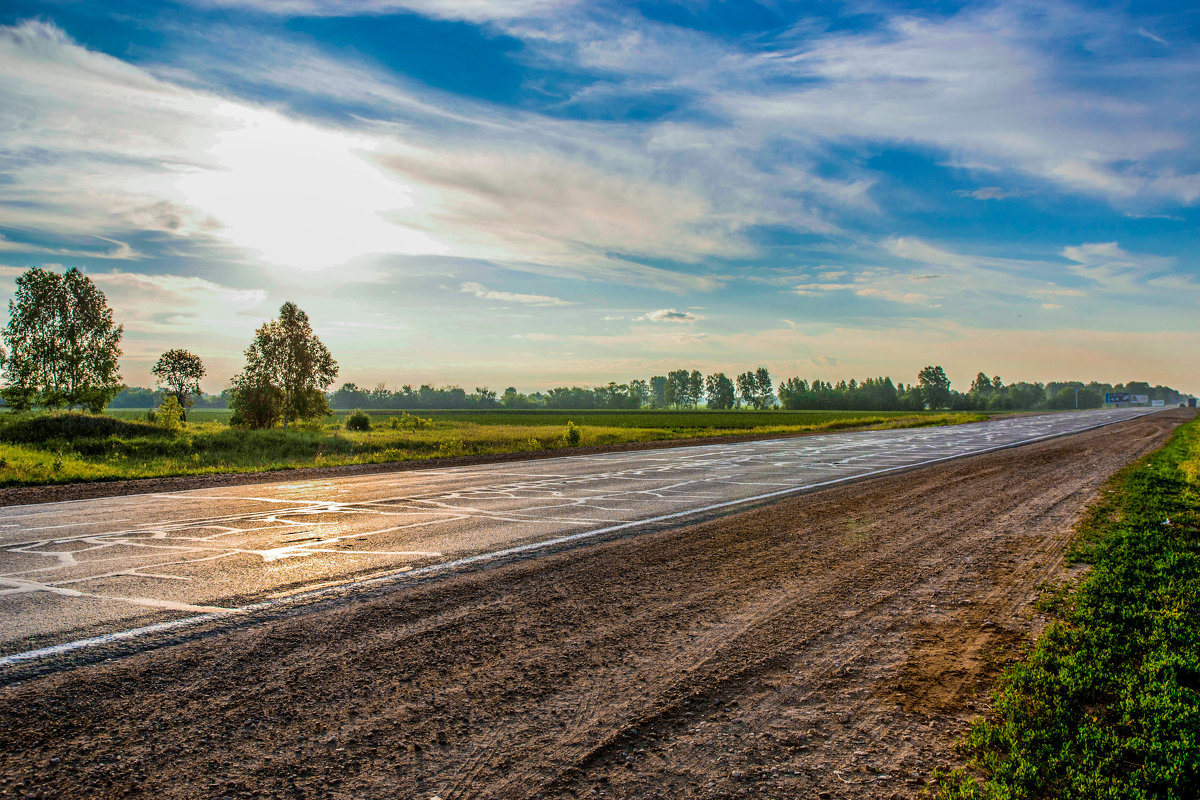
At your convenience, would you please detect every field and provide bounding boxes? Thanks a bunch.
[0,408,985,486]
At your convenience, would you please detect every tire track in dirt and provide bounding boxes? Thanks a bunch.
[0,410,1187,800]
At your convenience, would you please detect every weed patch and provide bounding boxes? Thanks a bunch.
[932,417,1200,800]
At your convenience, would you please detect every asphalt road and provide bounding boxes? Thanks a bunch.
[0,408,1155,662]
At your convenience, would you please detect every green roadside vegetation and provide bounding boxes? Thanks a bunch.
[932,415,1200,799]
[0,408,984,487]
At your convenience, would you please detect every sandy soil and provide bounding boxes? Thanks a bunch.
[0,410,1186,799]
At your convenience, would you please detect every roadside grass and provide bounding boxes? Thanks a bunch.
[930,416,1200,799]
[0,409,984,486]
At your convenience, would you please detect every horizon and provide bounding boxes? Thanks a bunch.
[2,2,1198,395]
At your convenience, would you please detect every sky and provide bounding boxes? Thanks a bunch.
[1,0,1197,395]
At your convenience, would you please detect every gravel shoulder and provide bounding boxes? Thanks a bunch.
[0,410,1185,799]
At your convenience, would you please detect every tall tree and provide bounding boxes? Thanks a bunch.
[0,267,123,412]
[151,349,205,421]
[230,302,338,429]
[737,367,776,409]
[666,368,695,408]
[705,372,736,410]
[649,375,667,409]
[917,365,952,409]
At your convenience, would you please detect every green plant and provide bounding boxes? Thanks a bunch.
[52,451,64,472]
[563,420,582,446]
[398,411,433,429]
[389,415,400,429]
[157,396,184,432]
[935,418,1200,799]
[345,410,372,431]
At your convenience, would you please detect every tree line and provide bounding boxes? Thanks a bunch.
[2,267,1192,428]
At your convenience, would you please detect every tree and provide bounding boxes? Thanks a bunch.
[705,372,736,410]
[0,267,123,412]
[917,365,952,409]
[666,369,697,408]
[151,349,205,421]
[229,302,338,429]
[649,375,668,409]
[737,367,776,409]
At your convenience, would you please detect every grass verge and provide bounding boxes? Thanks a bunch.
[931,416,1200,799]
[0,409,984,486]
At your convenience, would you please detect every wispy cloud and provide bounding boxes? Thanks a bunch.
[955,187,1029,200]
[461,281,574,307]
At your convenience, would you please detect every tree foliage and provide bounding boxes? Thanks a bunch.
[704,372,736,410]
[151,348,205,421]
[0,267,123,412]
[736,367,776,409]
[229,302,338,429]
[917,364,952,409]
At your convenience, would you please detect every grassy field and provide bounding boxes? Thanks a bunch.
[933,415,1200,799]
[0,408,985,486]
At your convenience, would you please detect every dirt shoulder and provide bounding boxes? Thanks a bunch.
[0,410,1185,800]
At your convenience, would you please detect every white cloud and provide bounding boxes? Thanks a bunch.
[1060,241,1179,294]
[0,21,735,291]
[0,235,140,260]
[639,308,703,323]
[188,0,576,22]
[955,187,1028,200]
[461,281,575,307]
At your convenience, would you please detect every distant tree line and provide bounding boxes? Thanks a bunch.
[3,267,1191,426]
[107,368,1194,416]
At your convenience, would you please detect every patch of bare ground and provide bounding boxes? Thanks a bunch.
[0,411,1186,800]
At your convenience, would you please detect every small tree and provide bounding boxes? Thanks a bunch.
[157,395,184,432]
[1,267,123,411]
[152,349,205,422]
[229,302,338,429]
[917,365,952,409]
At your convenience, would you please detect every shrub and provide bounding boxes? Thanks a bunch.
[397,411,433,429]
[0,412,158,444]
[158,396,184,432]
[389,415,400,429]
[563,420,582,446]
[345,410,372,431]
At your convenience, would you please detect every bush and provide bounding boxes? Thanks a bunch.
[0,412,158,444]
[563,420,582,446]
[397,411,433,429]
[345,410,372,431]
[158,396,183,432]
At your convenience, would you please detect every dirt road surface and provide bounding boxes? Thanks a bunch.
[0,410,1187,799]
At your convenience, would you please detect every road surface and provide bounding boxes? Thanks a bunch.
[0,408,1185,800]
[0,408,1154,660]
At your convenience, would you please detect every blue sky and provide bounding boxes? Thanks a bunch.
[1,0,1197,393]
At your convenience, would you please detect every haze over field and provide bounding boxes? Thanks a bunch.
[1,1,1197,392]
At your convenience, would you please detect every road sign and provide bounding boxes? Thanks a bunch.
[1105,393,1131,403]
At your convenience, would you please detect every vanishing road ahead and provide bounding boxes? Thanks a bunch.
[0,408,1155,662]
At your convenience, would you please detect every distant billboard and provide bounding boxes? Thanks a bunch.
[1152,400,1165,407]
[1105,393,1150,405]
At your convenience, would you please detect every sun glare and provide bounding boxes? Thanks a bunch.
[172,105,446,271]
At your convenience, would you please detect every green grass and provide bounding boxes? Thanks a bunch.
[0,408,985,486]
[931,415,1200,800]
